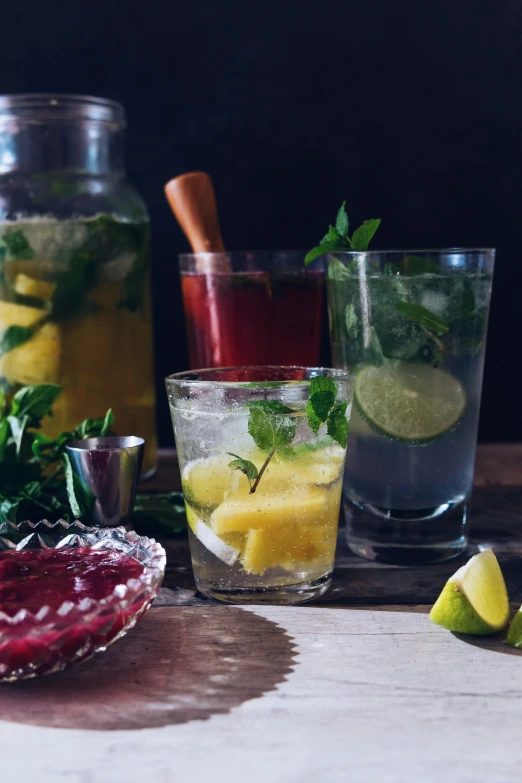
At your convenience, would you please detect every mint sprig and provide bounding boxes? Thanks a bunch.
[305,202,381,265]
[307,376,348,447]
[227,378,348,493]
[395,302,449,335]
[227,453,259,491]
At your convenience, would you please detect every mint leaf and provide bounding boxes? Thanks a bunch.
[327,257,351,281]
[395,302,449,335]
[100,409,114,436]
[305,241,344,266]
[327,402,349,448]
[366,326,385,366]
[132,491,187,536]
[307,204,381,265]
[247,404,296,451]
[350,219,381,251]
[306,399,321,435]
[0,325,33,357]
[335,202,349,238]
[0,230,35,260]
[63,452,95,519]
[247,400,294,415]
[10,384,62,419]
[227,453,259,490]
[309,376,336,422]
[323,225,342,244]
[345,303,359,337]
[7,415,28,456]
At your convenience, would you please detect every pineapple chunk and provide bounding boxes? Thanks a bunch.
[211,489,331,535]
[182,453,294,511]
[14,274,55,300]
[241,525,336,575]
[0,300,47,329]
[1,322,61,385]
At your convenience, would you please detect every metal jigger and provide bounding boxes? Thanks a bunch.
[65,436,145,527]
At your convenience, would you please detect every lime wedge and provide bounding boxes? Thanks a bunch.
[354,362,466,443]
[429,550,510,635]
[506,607,522,647]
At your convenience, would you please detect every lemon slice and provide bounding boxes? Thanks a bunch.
[354,362,466,443]
[429,550,510,635]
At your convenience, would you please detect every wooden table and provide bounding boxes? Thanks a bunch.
[1,444,522,783]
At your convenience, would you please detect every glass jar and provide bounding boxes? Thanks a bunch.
[0,94,157,476]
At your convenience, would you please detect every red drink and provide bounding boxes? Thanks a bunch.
[181,269,324,368]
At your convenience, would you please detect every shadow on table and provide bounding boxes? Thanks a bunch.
[452,630,522,656]
[0,606,297,731]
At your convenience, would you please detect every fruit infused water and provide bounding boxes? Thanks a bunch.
[0,216,157,476]
[179,252,324,368]
[166,367,353,604]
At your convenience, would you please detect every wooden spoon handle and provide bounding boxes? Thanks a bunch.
[164,171,225,253]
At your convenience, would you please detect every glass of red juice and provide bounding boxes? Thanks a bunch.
[179,251,325,368]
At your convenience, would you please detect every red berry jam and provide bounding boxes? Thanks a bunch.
[0,548,148,681]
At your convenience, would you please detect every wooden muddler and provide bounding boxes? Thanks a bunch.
[164,171,225,253]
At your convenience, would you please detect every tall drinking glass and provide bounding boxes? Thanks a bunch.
[179,252,324,368]
[166,366,353,604]
[325,249,495,563]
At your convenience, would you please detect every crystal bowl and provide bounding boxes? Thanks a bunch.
[0,520,166,682]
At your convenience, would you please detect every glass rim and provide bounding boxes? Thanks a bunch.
[310,247,496,255]
[166,365,351,389]
[179,249,315,262]
[0,93,126,128]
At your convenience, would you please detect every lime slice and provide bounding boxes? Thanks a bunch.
[354,362,466,443]
[506,608,522,647]
[187,506,241,565]
[429,550,510,635]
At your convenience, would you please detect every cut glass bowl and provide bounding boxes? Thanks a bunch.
[0,520,166,682]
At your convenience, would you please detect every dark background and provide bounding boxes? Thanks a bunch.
[1,0,520,445]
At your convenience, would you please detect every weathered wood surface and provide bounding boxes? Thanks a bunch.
[1,445,522,783]
[2,605,522,782]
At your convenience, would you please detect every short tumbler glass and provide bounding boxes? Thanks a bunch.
[179,251,325,368]
[325,248,495,564]
[166,366,353,604]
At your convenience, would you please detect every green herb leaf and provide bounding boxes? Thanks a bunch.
[350,219,381,251]
[247,403,297,451]
[345,303,359,337]
[100,409,114,436]
[395,302,449,335]
[10,384,62,419]
[327,402,349,448]
[0,231,35,260]
[227,452,259,490]
[0,418,10,462]
[51,250,98,321]
[7,415,28,456]
[335,201,349,238]
[309,376,336,422]
[306,399,322,435]
[327,257,351,281]
[63,452,95,518]
[132,492,187,536]
[305,241,343,266]
[0,325,33,357]
[63,452,83,518]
